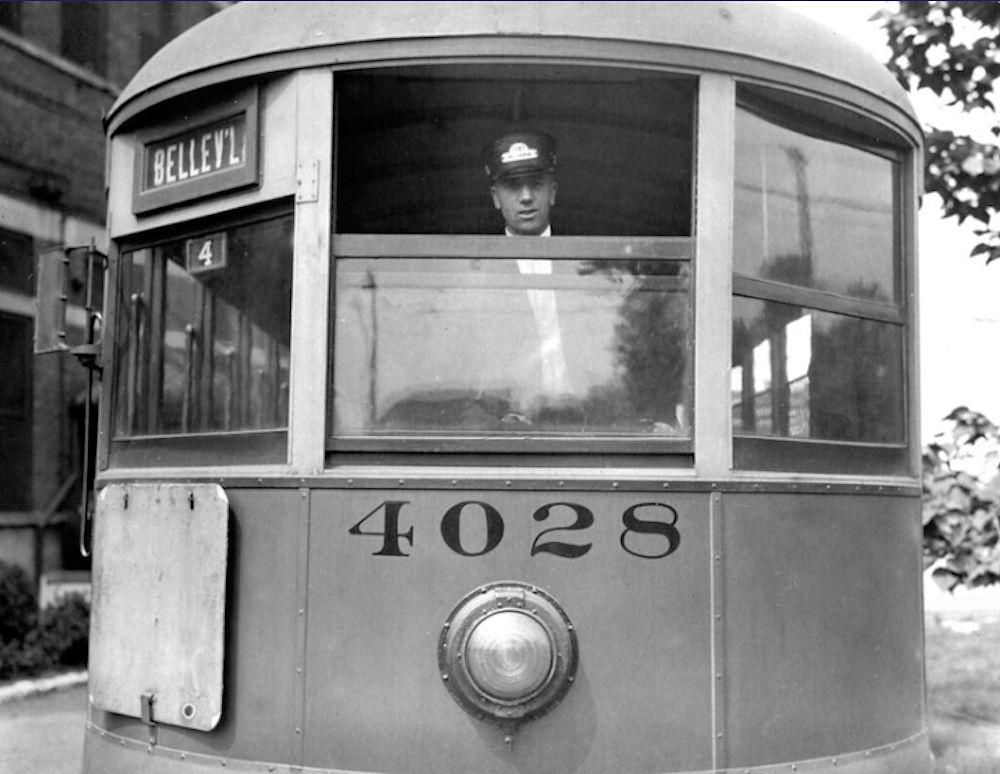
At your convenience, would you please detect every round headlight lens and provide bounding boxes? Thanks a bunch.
[465,611,553,701]
[439,581,578,725]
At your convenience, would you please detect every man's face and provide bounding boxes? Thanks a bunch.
[491,173,557,235]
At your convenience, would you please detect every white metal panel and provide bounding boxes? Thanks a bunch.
[287,69,333,473]
[694,74,736,476]
[89,483,228,731]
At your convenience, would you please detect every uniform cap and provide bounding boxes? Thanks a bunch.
[485,130,556,180]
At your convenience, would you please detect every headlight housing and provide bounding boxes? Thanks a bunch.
[438,581,578,725]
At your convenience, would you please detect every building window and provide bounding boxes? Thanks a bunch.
[139,1,178,65]
[0,227,35,295]
[0,3,22,34]
[61,2,107,77]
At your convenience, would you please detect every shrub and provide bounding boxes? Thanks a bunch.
[37,594,90,667]
[923,407,1000,591]
[0,578,89,681]
[0,561,36,644]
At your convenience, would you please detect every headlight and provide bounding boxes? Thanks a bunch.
[438,581,578,725]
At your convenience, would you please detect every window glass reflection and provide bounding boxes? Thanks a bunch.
[113,215,293,437]
[731,297,904,443]
[334,258,691,438]
[734,107,897,302]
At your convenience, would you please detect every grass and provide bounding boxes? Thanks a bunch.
[926,615,1000,774]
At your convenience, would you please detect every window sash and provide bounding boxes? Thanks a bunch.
[328,235,693,453]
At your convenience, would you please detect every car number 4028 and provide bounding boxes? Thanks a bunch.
[348,500,681,560]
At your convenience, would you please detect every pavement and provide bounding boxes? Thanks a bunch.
[0,679,88,774]
[0,669,87,706]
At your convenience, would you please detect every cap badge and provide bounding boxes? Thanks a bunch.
[501,142,539,165]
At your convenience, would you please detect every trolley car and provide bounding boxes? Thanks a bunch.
[40,2,932,772]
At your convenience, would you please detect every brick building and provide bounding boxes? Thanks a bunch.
[0,1,224,596]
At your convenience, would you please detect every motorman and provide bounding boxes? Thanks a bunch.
[484,130,558,236]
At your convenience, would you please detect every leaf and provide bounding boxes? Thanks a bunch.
[932,567,963,593]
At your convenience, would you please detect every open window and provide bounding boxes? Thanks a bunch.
[330,65,695,457]
[731,85,909,473]
[335,65,693,236]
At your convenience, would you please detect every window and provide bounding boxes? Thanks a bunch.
[0,313,29,419]
[0,3,21,34]
[330,66,695,455]
[61,2,107,77]
[335,65,693,236]
[333,255,690,443]
[111,210,293,463]
[0,314,30,511]
[139,2,178,65]
[0,227,34,295]
[731,88,908,471]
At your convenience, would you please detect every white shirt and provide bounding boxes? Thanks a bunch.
[504,225,571,396]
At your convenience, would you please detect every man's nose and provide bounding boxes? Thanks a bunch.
[517,184,535,202]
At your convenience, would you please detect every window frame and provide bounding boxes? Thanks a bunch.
[106,200,294,469]
[325,62,700,461]
[327,234,695,458]
[730,86,912,474]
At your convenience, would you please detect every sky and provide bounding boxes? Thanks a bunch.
[775,1,1000,441]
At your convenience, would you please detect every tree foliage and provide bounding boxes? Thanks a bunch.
[923,407,1000,591]
[875,1,1000,263]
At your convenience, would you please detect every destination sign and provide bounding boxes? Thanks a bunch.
[132,87,259,214]
[144,115,246,191]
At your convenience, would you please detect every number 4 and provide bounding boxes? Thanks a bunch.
[197,239,214,266]
[348,501,414,556]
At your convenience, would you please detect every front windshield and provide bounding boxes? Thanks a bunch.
[333,257,691,439]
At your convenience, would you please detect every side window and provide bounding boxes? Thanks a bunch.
[731,90,907,469]
[112,212,292,442]
[330,66,695,452]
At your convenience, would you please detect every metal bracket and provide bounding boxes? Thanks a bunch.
[295,160,320,202]
[140,692,158,746]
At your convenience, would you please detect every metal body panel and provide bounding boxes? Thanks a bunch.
[93,487,305,764]
[721,493,925,768]
[107,2,917,143]
[90,483,228,731]
[304,488,712,773]
[83,722,934,773]
[82,480,932,774]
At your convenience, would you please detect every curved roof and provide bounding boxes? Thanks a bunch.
[107,1,918,141]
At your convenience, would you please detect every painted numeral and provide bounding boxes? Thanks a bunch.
[440,501,504,557]
[530,503,594,558]
[348,500,413,556]
[620,502,681,559]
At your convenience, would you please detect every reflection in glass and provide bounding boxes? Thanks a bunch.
[731,298,903,443]
[113,216,293,437]
[734,107,897,302]
[333,259,691,438]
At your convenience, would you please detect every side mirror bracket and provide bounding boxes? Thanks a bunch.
[34,242,106,373]
[34,240,107,557]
